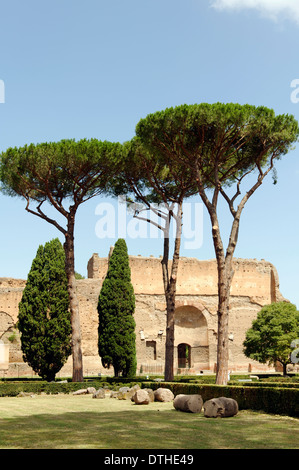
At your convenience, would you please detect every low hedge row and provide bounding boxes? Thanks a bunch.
[144,382,299,418]
[1,379,299,418]
[0,380,105,397]
[229,380,299,388]
[0,380,146,396]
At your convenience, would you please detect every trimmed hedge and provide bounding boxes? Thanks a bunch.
[144,382,299,418]
[0,380,105,397]
[1,378,299,418]
[0,379,144,396]
[229,381,299,389]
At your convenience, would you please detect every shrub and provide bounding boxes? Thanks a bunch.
[18,238,71,382]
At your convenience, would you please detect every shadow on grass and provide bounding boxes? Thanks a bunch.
[1,408,299,449]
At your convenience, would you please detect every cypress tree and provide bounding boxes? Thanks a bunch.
[98,239,136,377]
[18,238,71,381]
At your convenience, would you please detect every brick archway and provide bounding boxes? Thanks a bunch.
[0,311,14,341]
[174,304,210,372]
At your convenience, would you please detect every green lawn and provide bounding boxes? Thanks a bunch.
[0,394,298,449]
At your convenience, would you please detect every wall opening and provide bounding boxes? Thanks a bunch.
[0,311,14,340]
[146,340,157,361]
[174,305,210,371]
[178,343,191,369]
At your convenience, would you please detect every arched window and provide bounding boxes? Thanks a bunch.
[174,305,210,371]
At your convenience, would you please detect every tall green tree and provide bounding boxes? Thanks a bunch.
[135,103,299,384]
[18,238,71,382]
[98,238,136,377]
[0,138,121,381]
[243,302,299,376]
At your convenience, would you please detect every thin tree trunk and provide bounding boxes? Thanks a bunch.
[196,164,265,385]
[132,197,183,382]
[196,181,235,385]
[164,295,175,381]
[215,263,233,385]
[211,220,233,385]
[161,212,172,381]
[213,181,261,384]
[163,202,183,382]
[64,212,84,382]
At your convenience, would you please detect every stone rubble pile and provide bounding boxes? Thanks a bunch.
[72,384,175,403]
[71,385,239,417]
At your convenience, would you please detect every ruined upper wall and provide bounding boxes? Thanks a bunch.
[0,253,285,326]
[87,253,285,304]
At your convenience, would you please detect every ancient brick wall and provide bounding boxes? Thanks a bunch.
[0,255,286,378]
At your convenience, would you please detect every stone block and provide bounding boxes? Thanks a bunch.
[203,397,238,418]
[154,387,174,402]
[173,394,203,413]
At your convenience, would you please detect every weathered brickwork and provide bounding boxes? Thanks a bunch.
[0,254,286,377]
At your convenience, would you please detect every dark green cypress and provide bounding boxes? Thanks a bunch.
[98,239,136,377]
[18,238,71,381]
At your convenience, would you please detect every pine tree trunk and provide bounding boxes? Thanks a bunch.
[211,220,235,385]
[163,202,182,382]
[164,291,176,381]
[64,213,84,382]
[195,149,272,386]
[215,264,232,385]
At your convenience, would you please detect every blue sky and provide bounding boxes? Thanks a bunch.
[0,0,299,308]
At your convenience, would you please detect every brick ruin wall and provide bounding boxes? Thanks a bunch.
[0,255,287,377]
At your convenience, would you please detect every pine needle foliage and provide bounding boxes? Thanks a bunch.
[18,238,71,381]
[98,239,136,377]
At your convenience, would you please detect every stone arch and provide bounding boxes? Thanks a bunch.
[174,304,210,371]
[0,311,15,341]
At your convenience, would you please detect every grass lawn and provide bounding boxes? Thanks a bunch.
[0,393,299,449]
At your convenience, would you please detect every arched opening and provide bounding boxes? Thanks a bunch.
[178,343,191,369]
[0,311,14,340]
[174,305,209,371]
